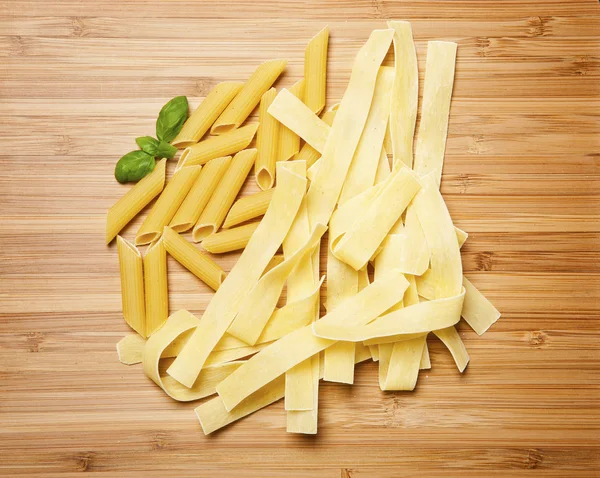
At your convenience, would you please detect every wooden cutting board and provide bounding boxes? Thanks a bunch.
[1,1,599,475]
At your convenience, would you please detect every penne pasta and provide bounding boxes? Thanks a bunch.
[201,221,260,254]
[106,159,166,244]
[277,79,305,163]
[223,189,273,229]
[176,123,258,170]
[162,226,226,291]
[295,106,337,168]
[135,165,201,245]
[192,149,256,241]
[304,26,329,115]
[211,59,287,135]
[143,238,168,336]
[171,81,244,148]
[117,236,146,337]
[169,156,232,233]
[255,88,279,190]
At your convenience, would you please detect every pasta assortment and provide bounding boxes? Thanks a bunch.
[108,22,501,437]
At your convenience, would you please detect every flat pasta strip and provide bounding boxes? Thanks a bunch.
[166,162,307,388]
[268,88,330,153]
[455,226,468,248]
[286,353,319,434]
[193,148,256,241]
[434,326,470,372]
[172,81,244,148]
[223,189,274,229]
[420,341,431,370]
[143,238,168,336]
[135,166,201,245]
[177,123,258,170]
[255,87,279,190]
[201,222,259,254]
[460,276,501,335]
[162,226,226,291]
[374,147,391,185]
[117,236,146,337]
[383,336,426,391]
[296,107,337,167]
[211,59,287,135]
[413,41,458,184]
[216,270,409,411]
[304,26,329,115]
[106,159,166,244]
[170,156,232,233]
[277,79,305,163]
[387,21,418,168]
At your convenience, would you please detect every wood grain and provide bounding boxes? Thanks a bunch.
[1,0,599,476]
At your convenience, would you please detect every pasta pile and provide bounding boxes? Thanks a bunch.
[109,21,501,435]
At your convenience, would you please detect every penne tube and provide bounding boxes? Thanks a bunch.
[143,238,168,336]
[255,88,279,190]
[304,26,329,115]
[277,79,305,163]
[171,81,244,148]
[169,156,232,233]
[211,59,287,135]
[135,165,201,245]
[117,236,146,337]
[295,106,337,168]
[201,222,260,254]
[162,226,226,291]
[223,189,274,229]
[176,123,258,170]
[106,159,166,244]
[193,149,256,241]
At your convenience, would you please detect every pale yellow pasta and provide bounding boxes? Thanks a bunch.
[295,107,337,167]
[304,26,329,115]
[383,121,393,158]
[383,336,426,391]
[117,236,146,337]
[255,88,279,190]
[420,341,431,370]
[434,325,469,372]
[456,226,469,248]
[374,147,391,185]
[143,238,168,337]
[201,221,259,254]
[211,59,287,135]
[135,166,201,245]
[263,253,284,274]
[387,21,418,168]
[170,156,232,233]
[223,189,274,229]
[306,158,321,182]
[176,123,258,170]
[162,226,226,291]
[171,81,244,148]
[413,41,458,184]
[193,149,256,241]
[278,80,305,165]
[461,276,501,335]
[106,159,166,244]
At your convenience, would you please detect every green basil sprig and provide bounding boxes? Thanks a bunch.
[156,96,188,143]
[136,136,178,159]
[115,151,156,184]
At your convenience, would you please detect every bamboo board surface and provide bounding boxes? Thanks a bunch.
[1,0,599,476]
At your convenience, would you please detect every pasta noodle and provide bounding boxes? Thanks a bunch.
[201,221,259,254]
[255,88,279,190]
[117,236,146,337]
[211,59,287,135]
[223,189,273,229]
[460,276,501,335]
[295,106,337,167]
[304,26,329,115]
[176,123,258,170]
[277,79,305,164]
[106,159,166,244]
[135,165,201,245]
[169,155,232,233]
[193,148,256,241]
[143,238,168,337]
[171,81,244,148]
[162,226,226,291]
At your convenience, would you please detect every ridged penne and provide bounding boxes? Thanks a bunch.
[169,156,232,233]
[135,165,201,245]
[193,149,256,241]
[295,107,337,168]
[117,236,146,337]
[176,123,258,170]
[223,189,274,229]
[162,226,226,291]
[277,79,305,163]
[171,81,244,148]
[304,26,329,115]
[255,88,279,190]
[201,221,260,254]
[106,159,166,244]
[211,59,287,135]
[143,238,168,336]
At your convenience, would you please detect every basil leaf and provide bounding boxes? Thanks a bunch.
[156,96,188,143]
[135,136,160,156]
[115,150,156,184]
[156,140,178,159]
